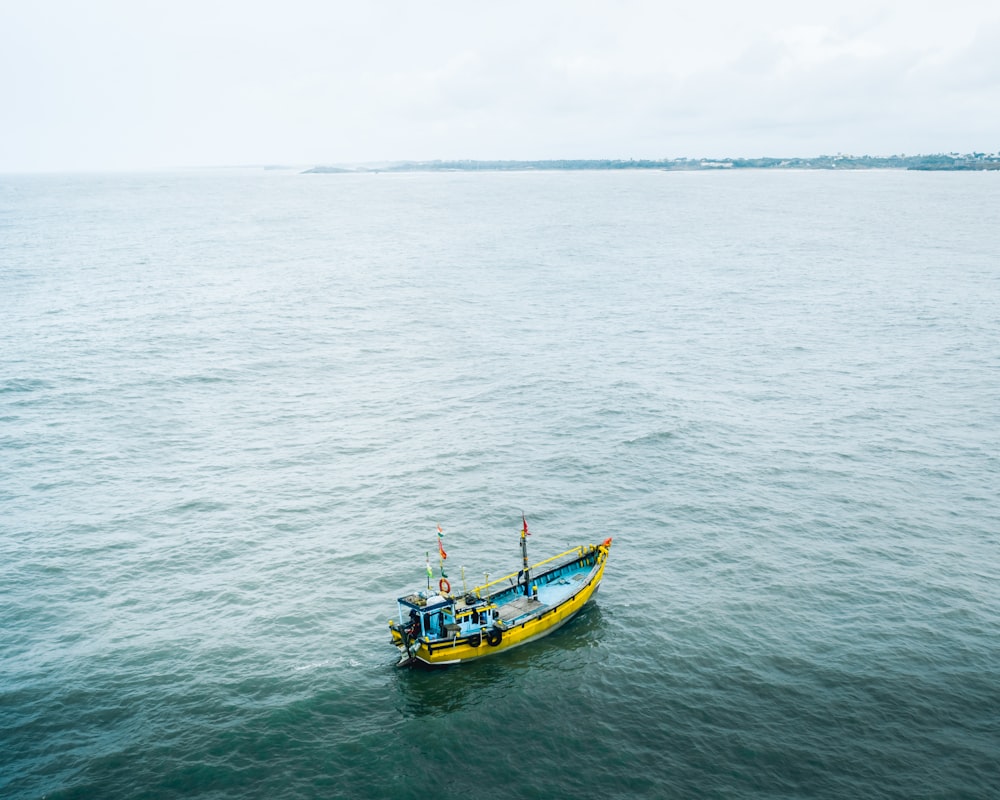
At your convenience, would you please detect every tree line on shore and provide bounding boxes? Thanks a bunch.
[304,153,1000,173]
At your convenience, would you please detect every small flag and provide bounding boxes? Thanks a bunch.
[437,524,444,538]
[438,538,447,559]
[522,514,530,536]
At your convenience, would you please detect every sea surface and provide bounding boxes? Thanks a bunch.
[2,167,998,799]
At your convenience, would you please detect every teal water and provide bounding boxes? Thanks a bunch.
[2,168,999,799]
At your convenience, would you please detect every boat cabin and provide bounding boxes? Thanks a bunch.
[396,592,499,641]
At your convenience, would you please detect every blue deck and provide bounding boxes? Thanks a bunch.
[487,556,594,624]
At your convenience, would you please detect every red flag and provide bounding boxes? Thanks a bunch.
[522,514,530,536]
[438,538,447,559]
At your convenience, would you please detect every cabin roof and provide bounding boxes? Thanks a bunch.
[398,593,451,611]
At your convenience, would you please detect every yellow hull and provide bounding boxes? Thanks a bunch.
[391,540,610,666]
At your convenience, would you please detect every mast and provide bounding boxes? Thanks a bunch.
[521,514,533,597]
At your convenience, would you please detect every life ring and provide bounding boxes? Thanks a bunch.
[467,633,482,647]
[486,628,502,647]
[439,578,451,594]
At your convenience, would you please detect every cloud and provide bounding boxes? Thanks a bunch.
[1,0,998,170]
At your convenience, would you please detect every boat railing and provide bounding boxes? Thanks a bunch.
[532,544,596,572]
[471,546,592,598]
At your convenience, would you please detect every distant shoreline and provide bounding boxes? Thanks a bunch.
[304,154,1000,174]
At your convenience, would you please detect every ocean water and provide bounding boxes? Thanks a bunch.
[2,167,998,799]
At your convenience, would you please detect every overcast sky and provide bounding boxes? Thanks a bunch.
[2,1,998,171]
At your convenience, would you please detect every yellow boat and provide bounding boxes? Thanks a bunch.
[389,520,613,667]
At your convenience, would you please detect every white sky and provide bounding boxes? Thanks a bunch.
[2,0,998,171]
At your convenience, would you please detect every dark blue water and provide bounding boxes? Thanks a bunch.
[2,168,999,799]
